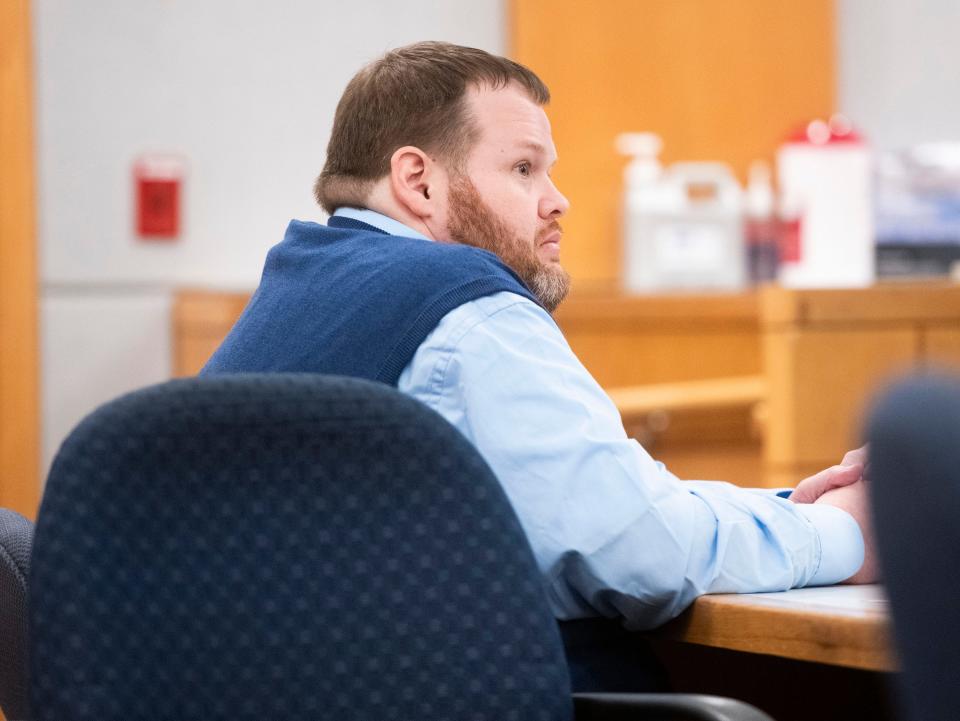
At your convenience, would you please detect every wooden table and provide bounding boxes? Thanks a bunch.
[655,584,895,672]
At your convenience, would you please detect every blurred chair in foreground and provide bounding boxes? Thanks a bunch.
[30,374,772,720]
[0,507,33,721]
[868,373,960,721]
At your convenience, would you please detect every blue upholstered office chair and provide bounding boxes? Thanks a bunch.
[867,373,960,721]
[30,374,772,721]
[0,507,34,721]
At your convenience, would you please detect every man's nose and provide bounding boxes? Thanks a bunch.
[540,179,570,219]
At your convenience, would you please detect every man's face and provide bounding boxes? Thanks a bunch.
[442,83,571,312]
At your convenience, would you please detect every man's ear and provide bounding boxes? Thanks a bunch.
[389,146,443,220]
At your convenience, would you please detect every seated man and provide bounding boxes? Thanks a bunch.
[202,41,875,689]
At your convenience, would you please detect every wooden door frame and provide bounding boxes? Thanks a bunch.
[0,0,41,517]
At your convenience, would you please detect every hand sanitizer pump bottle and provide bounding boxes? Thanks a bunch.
[619,133,745,292]
[617,132,671,292]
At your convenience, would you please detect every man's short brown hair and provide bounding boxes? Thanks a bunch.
[314,41,550,214]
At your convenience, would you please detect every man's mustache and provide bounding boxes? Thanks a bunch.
[537,221,563,242]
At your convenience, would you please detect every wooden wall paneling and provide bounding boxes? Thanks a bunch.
[510,0,836,286]
[0,0,41,517]
[563,328,759,387]
[760,284,960,484]
[657,442,763,488]
[555,290,760,387]
[611,376,764,485]
[763,325,917,484]
[761,282,960,325]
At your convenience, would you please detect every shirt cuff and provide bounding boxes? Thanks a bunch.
[792,503,865,586]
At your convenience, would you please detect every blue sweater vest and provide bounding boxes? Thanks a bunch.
[201,216,541,385]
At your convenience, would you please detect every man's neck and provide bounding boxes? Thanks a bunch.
[361,184,439,240]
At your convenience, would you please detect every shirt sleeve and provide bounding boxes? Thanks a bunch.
[397,292,864,630]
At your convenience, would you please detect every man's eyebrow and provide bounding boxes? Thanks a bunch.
[517,140,548,154]
[516,140,558,165]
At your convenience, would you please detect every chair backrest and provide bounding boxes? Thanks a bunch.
[867,373,960,721]
[30,374,572,721]
[0,508,33,721]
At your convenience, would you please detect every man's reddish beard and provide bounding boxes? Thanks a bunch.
[446,176,571,313]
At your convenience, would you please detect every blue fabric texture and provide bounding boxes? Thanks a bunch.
[201,217,541,386]
[0,508,33,721]
[30,374,573,721]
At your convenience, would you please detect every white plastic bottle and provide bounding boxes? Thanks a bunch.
[776,116,874,288]
[618,133,745,292]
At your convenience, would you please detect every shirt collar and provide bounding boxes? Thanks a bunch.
[332,207,432,242]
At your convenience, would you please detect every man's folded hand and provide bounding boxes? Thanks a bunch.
[790,445,868,504]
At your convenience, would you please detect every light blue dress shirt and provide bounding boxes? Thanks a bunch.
[335,207,865,630]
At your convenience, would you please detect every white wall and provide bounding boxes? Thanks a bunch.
[34,0,504,473]
[41,289,172,466]
[838,0,960,149]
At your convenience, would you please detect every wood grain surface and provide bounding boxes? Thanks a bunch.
[654,585,895,672]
